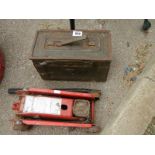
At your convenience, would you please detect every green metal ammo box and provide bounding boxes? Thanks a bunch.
[30,30,112,81]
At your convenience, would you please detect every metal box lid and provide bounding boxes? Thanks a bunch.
[31,30,112,60]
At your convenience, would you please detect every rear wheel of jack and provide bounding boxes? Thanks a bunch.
[12,119,32,131]
[86,126,101,133]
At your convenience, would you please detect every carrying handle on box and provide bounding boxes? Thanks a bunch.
[45,34,87,47]
[55,35,87,46]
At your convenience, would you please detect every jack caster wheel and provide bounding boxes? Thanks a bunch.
[87,126,101,133]
[12,119,32,131]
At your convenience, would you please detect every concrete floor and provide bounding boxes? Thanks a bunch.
[0,19,155,135]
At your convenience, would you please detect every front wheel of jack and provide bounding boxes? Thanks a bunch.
[12,119,32,131]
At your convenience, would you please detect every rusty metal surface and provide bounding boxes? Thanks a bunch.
[31,30,112,60]
[33,59,111,81]
[73,99,90,117]
[31,29,112,81]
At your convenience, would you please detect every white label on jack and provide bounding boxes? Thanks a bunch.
[72,30,83,37]
[23,95,62,115]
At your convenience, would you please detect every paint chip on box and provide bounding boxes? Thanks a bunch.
[72,31,83,37]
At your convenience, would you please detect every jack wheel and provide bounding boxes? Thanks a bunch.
[12,119,32,131]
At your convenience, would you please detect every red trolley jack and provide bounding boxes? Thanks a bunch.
[0,49,5,83]
[9,88,101,133]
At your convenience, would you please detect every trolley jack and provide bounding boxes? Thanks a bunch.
[9,88,101,133]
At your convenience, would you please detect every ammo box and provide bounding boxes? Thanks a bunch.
[31,30,112,81]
